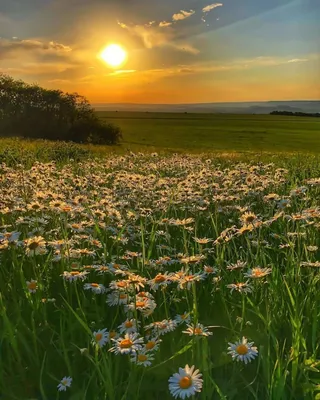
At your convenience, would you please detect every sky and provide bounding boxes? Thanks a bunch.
[0,0,319,103]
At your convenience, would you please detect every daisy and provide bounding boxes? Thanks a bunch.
[244,267,272,279]
[118,318,140,334]
[226,282,253,294]
[174,312,191,325]
[84,283,106,294]
[148,273,172,291]
[183,323,213,337]
[131,350,154,367]
[168,364,203,399]
[26,279,38,293]
[92,328,109,348]
[24,236,47,256]
[62,270,89,282]
[57,376,72,392]
[145,319,177,336]
[228,337,258,364]
[144,337,162,352]
[109,332,144,355]
[106,291,130,306]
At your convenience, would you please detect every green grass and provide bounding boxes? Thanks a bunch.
[1,153,320,399]
[97,112,320,153]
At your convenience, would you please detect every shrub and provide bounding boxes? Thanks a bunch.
[0,74,122,145]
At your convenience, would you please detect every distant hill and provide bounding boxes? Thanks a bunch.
[93,101,320,114]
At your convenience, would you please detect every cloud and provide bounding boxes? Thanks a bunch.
[0,38,72,58]
[202,3,223,13]
[159,21,172,28]
[287,58,309,63]
[109,70,136,76]
[172,10,195,21]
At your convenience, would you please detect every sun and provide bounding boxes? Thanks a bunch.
[100,44,127,68]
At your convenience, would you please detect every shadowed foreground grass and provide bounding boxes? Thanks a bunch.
[1,152,320,399]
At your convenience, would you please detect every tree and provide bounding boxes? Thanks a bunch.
[0,74,122,144]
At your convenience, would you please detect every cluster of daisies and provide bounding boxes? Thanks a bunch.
[0,154,319,398]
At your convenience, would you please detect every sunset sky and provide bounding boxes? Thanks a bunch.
[0,0,319,103]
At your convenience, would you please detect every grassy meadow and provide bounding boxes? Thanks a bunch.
[0,148,320,399]
[97,112,320,153]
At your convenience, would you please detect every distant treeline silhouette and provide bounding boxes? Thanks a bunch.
[0,74,122,144]
[270,111,320,118]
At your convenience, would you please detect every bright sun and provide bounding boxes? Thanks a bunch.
[100,44,127,68]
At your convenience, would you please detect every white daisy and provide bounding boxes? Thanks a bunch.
[92,328,109,348]
[168,364,203,399]
[227,337,258,364]
[182,323,213,337]
[57,376,72,391]
[118,318,140,334]
[145,319,177,336]
[84,282,106,294]
[174,312,191,325]
[243,267,272,279]
[109,332,144,355]
[106,291,130,306]
[26,279,38,293]
[143,337,162,352]
[130,349,154,367]
[62,270,88,282]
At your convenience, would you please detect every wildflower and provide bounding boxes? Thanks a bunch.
[92,328,109,348]
[226,281,253,294]
[26,279,38,293]
[226,260,247,271]
[244,267,272,279]
[106,291,130,306]
[144,337,162,352]
[183,323,213,337]
[145,319,177,336]
[227,337,258,364]
[240,212,258,225]
[174,312,191,325]
[84,282,106,294]
[307,245,318,252]
[24,236,47,256]
[109,333,144,355]
[131,350,154,367]
[62,270,89,282]
[118,318,140,334]
[148,273,172,291]
[57,376,72,391]
[168,364,203,399]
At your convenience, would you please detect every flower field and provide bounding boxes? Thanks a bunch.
[1,153,320,399]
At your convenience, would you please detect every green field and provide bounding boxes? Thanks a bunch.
[97,112,320,153]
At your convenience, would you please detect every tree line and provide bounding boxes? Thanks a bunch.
[270,111,320,118]
[0,74,122,144]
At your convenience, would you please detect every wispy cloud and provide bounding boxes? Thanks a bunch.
[202,3,223,13]
[159,21,172,28]
[118,21,199,54]
[172,10,195,22]
[109,70,136,76]
[287,58,309,63]
[0,38,72,58]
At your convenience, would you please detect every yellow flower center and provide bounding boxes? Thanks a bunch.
[138,354,148,362]
[117,282,126,288]
[95,333,103,341]
[109,330,117,339]
[136,301,145,308]
[120,339,133,349]
[181,314,188,319]
[125,321,133,328]
[236,344,249,355]
[28,281,37,290]
[28,242,40,250]
[71,271,80,276]
[137,292,146,297]
[155,275,166,283]
[179,376,192,389]
[146,341,155,350]
[252,269,263,277]
[194,328,203,335]
[91,283,100,288]
[159,323,167,330]
[119,294,127,300]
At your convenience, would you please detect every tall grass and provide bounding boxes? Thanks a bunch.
[0,152,320,399]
